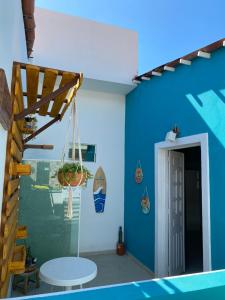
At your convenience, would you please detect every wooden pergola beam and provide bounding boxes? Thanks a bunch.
[14,77,79,121]
[23,92,68,103]
[14,62,79,77]
[24,144,54,150]
[23,115,60,144]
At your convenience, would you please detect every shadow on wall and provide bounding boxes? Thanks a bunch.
[187,89,225,148]
[19,160,79,266]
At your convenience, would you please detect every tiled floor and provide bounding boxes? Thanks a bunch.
[11,253,154,298]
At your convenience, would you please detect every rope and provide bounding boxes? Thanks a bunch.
[59,96,84,220]
[58,90,83,256]
[60,99,74,166]
[74,102,83,186]
[66,187,73,219]
[71,100,76,161]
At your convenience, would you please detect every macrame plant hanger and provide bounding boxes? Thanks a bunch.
[60,97,83,256]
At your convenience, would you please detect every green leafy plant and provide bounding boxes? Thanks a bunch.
[25,115,38,130]
[57,162,93,186]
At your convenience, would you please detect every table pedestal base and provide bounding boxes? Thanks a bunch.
[65,284,83,291]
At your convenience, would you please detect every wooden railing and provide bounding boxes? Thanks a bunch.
[0,62,83,297]
[0,66,30,298]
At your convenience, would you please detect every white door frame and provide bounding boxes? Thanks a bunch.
[154,133,211,278]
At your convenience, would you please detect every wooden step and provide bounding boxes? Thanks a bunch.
[16,226,28,239]
[8,245,26,274]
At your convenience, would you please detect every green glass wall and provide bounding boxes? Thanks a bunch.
[19,160,80,266]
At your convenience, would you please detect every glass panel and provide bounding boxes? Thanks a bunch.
[19,160,80,266]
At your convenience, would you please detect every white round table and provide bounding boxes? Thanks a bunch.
[40,257,97,290]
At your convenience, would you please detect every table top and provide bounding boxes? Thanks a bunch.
[40,257,97,287]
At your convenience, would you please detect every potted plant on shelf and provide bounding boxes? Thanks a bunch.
[24,115,38,130]
[57,162,93,187]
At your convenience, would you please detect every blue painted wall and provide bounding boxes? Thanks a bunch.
[125,47,225,271]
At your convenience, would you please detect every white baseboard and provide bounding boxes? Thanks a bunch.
[80,249,115,256]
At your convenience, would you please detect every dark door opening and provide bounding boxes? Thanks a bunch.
[177,146,203,274]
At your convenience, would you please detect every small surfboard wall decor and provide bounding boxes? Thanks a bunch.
[141,187,150,214]
[135,160,143,184]
[93,167,107,213]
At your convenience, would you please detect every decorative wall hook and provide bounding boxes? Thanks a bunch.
[135,160,143,184]
[141,187,150,214]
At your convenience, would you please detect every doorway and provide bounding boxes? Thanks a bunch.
[170,147,203,275]
[155,133,211,278]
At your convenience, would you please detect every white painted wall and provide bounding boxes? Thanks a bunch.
[33,8,138,85]
[0,0,27,220]
[0,0,27,81]
[24,89,125,252]
[25,8,137,251]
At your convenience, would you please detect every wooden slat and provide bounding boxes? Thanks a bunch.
[7,179,19,197]
[3,151,12,185]
[60,90,77,118]
[26,65,40,107]
[3,221,17,260]
[4,203,18,238]
[0,239,14,282]
[14,65,24,113]
[6,190,19,217]
[39,69,58,116]
[13,99,20,115]
[60,74,83,118]
[9,160,17,176]
[16,226,28,239]
[23,92,68,102]
[16,164,31,176]
[9,162,30,177]
[13,102,24,131]
[12,122,23,151]
[1,214,7,226]
[0,273,10,297]
[10,139,22,162]
[1,260,9,283]
[8,245,26,274]
[13,66,25,131]
[49,72,76,117]
[24,144,54,150]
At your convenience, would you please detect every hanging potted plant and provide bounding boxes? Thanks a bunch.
[24,115,38,130]
[57,162,93,187]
